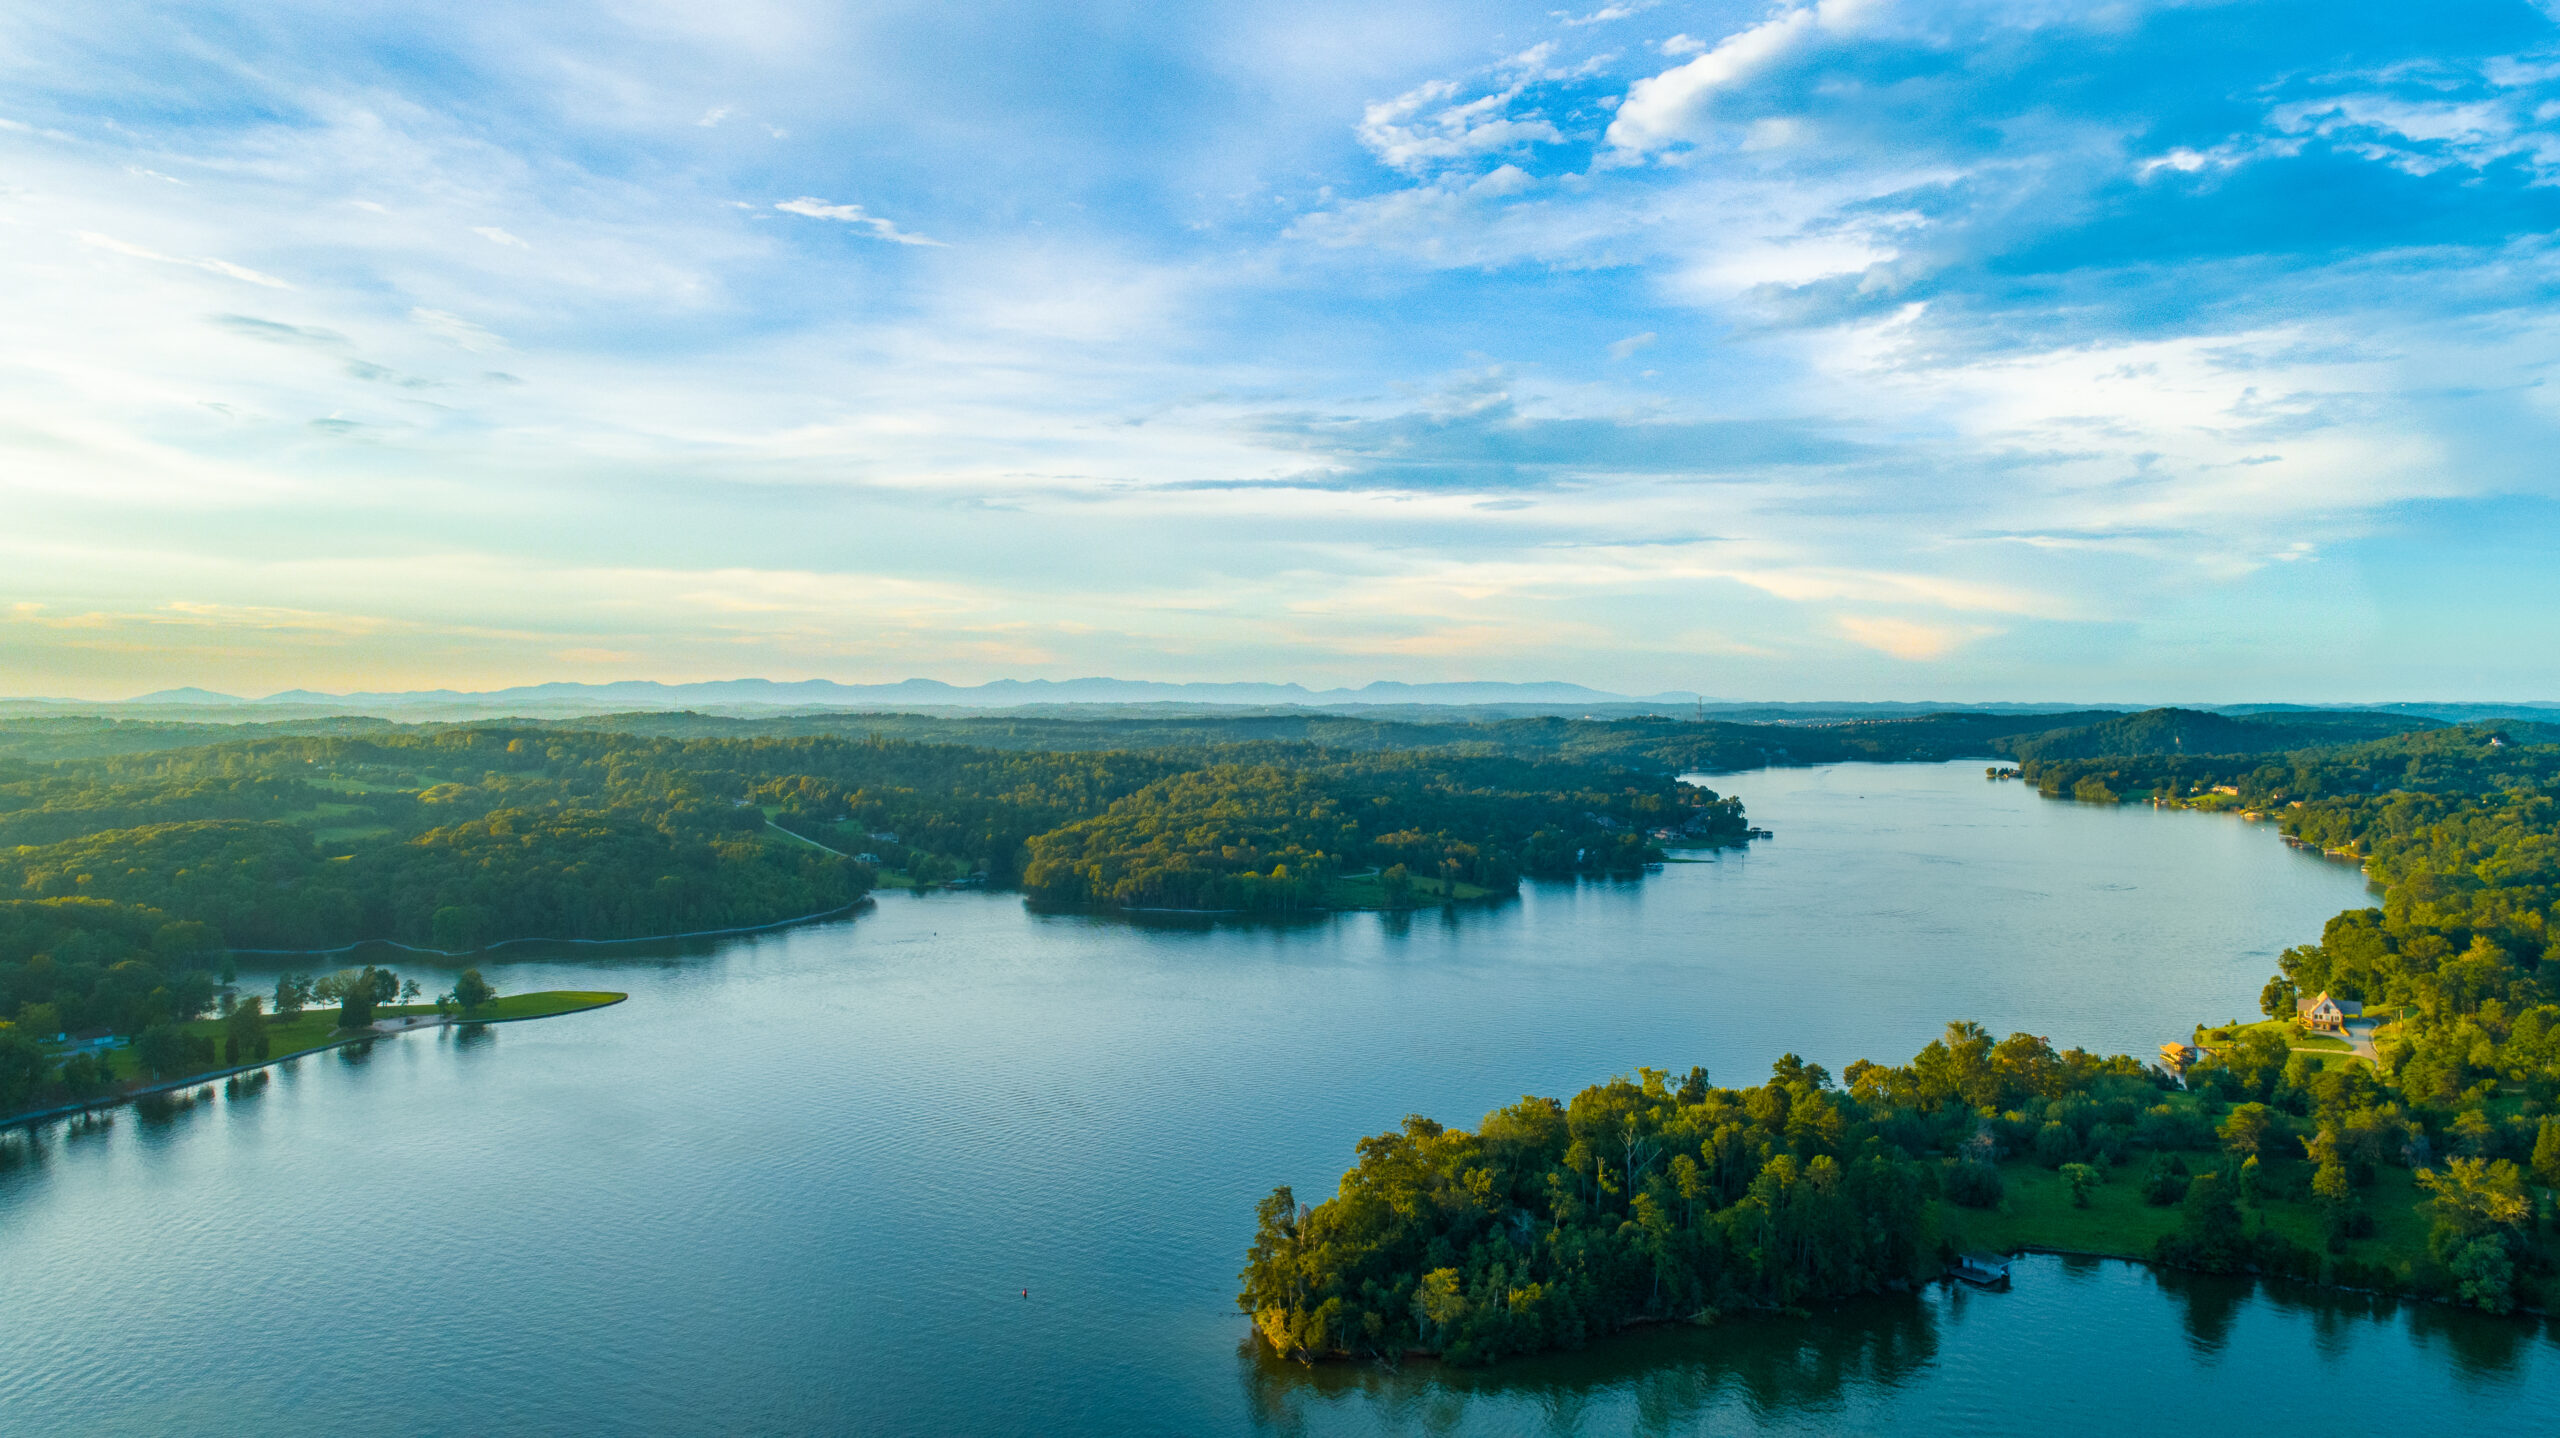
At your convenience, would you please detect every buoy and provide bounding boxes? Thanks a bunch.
[1021,1289,1028,1299]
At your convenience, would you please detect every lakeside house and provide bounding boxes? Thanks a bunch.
[2295,992,2362,1033]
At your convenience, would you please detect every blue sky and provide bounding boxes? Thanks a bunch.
[6,0,2560,701]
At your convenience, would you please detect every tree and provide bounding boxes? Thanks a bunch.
[2259,976,2299,1020]
[2159,1171,2247,1272]
[59,1051,110,1098]
[399,978,421,1006]
[2532,1117,2560,1191]
[2059,1162,2099,1208]
[2448,1235,2518,1314]
[1411,1268,1467,1348]
[223,996,269,1065]
[273,973,311,1016]
[134,1023,189,1079]
[0,1029,46,1110]
[2140,1154,2191,1206]
[454,969,497,1015]
[2218,1102,2273,1160]
[313,965,400,1027]
[2417,1157,2531,1252]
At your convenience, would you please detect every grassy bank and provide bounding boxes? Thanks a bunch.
[92,990,627,1085]
[1940,1156,2496,1297]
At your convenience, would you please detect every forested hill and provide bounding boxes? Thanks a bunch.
[0,722,1744,1084]
[1996,708,2441,763]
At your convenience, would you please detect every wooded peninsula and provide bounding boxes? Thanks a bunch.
[1242,715,2560,1365]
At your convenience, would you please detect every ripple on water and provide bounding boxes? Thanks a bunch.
[0,762,2541,1436]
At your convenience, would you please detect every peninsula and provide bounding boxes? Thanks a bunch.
[1241,720,2560,1365]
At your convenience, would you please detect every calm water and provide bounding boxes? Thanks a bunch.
[3,761,2553,1436]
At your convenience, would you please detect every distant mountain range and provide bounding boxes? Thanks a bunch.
[115,677,1657,713]
[2,679,2554,725]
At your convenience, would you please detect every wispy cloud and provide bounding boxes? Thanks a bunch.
[77,232,291,288]
[4,0,2560,700]
[774,197,942,246]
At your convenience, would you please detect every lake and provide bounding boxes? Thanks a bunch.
[3,761,2554,1435]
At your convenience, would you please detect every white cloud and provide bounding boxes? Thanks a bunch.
[1837,614,1993,660]
[774,197,942,246]
[472,226,529,247]
[1608,330,1655,358]
[1607,0,1881,155]
[1357,76,1565,173]
[76,231,292,288]
[1555,3,1654,28]
[410,308,508,352]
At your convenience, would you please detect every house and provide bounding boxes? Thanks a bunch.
[2295,992,2363,1033]
[2159,1041,2200,1069]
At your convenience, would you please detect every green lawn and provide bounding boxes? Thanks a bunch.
[90,990,626,1085]
[1321,872,1498,909]
[1942,1154,2474,1290]
[2197,1016,2352,1053]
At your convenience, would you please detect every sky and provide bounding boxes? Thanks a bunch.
[7,0,2560,703]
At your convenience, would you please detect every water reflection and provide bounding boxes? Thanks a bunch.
[2406,1295,2548,1380]
[134,1085,215,1123]
[2156,1267,2246,1358]
[1241,1292,1942,1437]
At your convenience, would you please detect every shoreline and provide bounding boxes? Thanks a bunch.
[223,902,870,960]
[1263,1242,2547,1374]
[2,992,626,1132]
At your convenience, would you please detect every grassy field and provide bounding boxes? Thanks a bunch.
[2197,1016,2352,1053]
[1320,872,1499,909]
[95,990,626,1084]
[1942,1153,2455,1288]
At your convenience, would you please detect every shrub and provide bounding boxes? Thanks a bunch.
[1945,1159,2005,1209]
[2139,1154,2191,1206]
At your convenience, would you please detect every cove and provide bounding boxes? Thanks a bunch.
[0,761,2551,1436]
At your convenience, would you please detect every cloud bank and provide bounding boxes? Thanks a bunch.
[3,0,2559,699]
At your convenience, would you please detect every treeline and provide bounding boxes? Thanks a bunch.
[2002,723,2560,1311]
[1243,1018,2560,1369]
[546,707,2139,774]
[1020,755,1742,912]
[0,722,1756,1076]
[2014,732,2560,1122]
